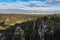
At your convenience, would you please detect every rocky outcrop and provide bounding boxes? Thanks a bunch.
[12,27,25,40]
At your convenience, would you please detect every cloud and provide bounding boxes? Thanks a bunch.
[46,0,60,4]
[0,3,20,9]
[0,0,60,14]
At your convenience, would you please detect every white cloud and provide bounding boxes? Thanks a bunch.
[0,0,60,14]
[46,0,60,4]
[0,0,58,9]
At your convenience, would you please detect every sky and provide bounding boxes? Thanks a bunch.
[0,0,60,14]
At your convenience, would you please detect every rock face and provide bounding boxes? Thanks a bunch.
[35,17,55,40]
[0,33,3,40]
[1,36,6,40]
[0,33,6,40]
[36,20,47,40]
[12,27,25,40]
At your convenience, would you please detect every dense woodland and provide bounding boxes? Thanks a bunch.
[0,15,60,40]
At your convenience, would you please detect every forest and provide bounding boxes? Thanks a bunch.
[0,14,60,40]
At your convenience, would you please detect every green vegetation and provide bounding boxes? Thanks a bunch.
[0,14,60,40]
